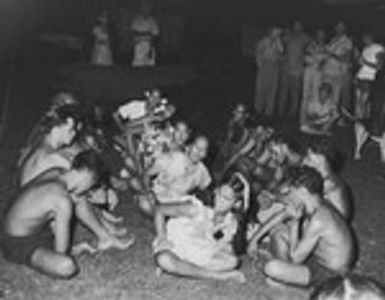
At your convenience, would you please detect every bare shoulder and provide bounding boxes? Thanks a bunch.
[310,206,336,232]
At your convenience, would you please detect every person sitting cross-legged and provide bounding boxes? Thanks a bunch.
[1,151,132,278]
[153,185,246,282]
[248,166,356,287]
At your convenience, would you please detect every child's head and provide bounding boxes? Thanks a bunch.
[319,83,333,100]
[173,121,191,147]
[311,274,385,300]
[187,135,209,164]
[266,134,290,164]
[213,184,236,213]
[303,136,336,170]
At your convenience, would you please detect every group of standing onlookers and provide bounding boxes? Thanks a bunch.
[255,20,385,135]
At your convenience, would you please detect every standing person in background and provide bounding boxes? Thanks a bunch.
[323,21,353,109]
[278,20,310,120]
[354,32,384,120]
[130,0,160,67]
[301,29,327,126]
[254,27,283,117]
[91,11,114,66]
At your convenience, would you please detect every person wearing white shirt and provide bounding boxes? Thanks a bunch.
[130,2,159,67]
[354,33,384,120]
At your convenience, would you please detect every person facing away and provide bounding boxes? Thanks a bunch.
[1,151,103,278]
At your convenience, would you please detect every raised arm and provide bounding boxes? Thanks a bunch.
[247,208,289,249]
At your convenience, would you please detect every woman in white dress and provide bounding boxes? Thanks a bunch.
[91,11,114,66]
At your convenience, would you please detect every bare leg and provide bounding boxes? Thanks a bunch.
[74,198,135,250]
[30,248,78,279]
[354,122,369,160]
[264,259,311,287]
[156,251,245,283]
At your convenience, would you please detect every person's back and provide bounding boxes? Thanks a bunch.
[4,168,67,237]
[311,202,354,272]
[324,173,351,221]
[19,145,71,186]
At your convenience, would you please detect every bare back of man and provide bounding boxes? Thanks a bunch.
[324,174,351,220]
[2,168,78,278]
[19,145,71,186]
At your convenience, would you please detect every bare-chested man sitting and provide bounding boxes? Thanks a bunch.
[19,105,81,186]
[153,185,245,282]
[1,151,133,278]
[19,106,133,247]
[248,166,355,287]
[302,136,351,220]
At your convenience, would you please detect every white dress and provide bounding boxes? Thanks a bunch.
[91,24,113,66]
[163,197,237,267]
[131,15,159,67]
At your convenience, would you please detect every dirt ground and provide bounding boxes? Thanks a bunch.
[0,48,385,300]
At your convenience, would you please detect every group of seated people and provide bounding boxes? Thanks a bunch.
[0,90,381,297]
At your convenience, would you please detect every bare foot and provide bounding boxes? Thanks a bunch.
[72,242,98,256]
[97,234,135,251]
[221,271,246,283]
[102,210,124,224]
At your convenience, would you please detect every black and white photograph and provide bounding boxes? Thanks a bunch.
[0,0,385,299]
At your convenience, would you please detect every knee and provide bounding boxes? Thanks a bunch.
[155,251,175,273]
[56,257,78,279]
[263,259,282,278]
[225,254,239,270]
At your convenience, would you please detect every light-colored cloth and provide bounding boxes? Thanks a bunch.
[131,15,159,67]
[323,34,353,77]
[117,100,147,120]
[154,196,237,267]
[91,25,113,66]
[255,35,283,115]
[356,43,384,81]
[151,151,212,203]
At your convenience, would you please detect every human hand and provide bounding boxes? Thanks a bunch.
[153,236,173,252]
[286,203,305,219]
[257,190,275,210]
